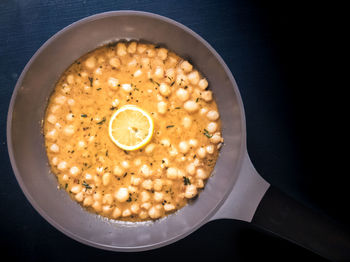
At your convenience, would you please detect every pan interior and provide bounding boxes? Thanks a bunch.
[7,11,245,251]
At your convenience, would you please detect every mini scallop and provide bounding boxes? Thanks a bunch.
[115,188,129,202]
[182,116,192,128]
[47,114,57,124]
[85,56,96,69]
[202,90,213,102]
[179,141,189,154]
[210,132,223,144]
[57,161,67,171]
[184,100,199,113]
[49,144,59,153]
[206,144,215,154]
[154,66,164,78]
[108,77,119,89]
[176,88,189,101]
[187,71,200,85]
[166,167,178,179]
[63,125,75,136]
[109,57,121,68]
[127,42,137,53]
[157,101,167,114]
[207,110,220,121]
[198,78,208,90]
[116,43,127,56]
[159,83,171,96]
[207,122,218,133]
[69,166,80,177]
[180,61,193,73]
[157,48,168,60]
[145,143,156,154]
[185,185,198,198]
[197,147,206,159]
[46,129,58,140]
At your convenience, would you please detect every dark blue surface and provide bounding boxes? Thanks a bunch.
[0,0,344,261]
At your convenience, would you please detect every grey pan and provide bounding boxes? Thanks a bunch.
[7,11,350,260]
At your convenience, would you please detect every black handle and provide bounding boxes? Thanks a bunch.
[251,186,350,261]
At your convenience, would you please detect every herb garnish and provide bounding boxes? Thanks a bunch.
[81,114,87,118]
[82,181,92,190]
[96,117,106,125]
[88,77,93,87]
[150,78,160,86]
[170,81,175,87]
[203,129,213,138]
[166,125,174,128]
[183,176,191,185]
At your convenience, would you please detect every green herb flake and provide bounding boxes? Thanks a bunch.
[81,114,87,118]
[150,78,160,86]
[166,125,175,128]
[96,117,106,125]
[183,176,191,185]
[203,129,213,138]
[88,77,93,87]
[170,81,175,87]
[82,181,92,190]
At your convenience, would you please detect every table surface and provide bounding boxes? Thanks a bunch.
[0,1,345,261]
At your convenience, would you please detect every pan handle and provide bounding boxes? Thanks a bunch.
[251,186,350,261]
[210,151,350,261]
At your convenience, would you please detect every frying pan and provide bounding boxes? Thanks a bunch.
[6,11,350,260]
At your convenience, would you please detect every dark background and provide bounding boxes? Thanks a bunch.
[0,0,345,261]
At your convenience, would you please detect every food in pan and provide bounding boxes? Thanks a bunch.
[43,41,224,221]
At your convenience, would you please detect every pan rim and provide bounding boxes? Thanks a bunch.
[6,10,247,251]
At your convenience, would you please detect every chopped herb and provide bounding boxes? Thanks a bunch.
[88,77,93,87]
[170,81,175,86]
[105,150,109,156]
[126,196,132,202]
[193,154,197,159]
[65,183,68,189]
[81,114,87,118]
[184,86,188,89]
[96,88,102,91]
[150,78,160,86]
[203,129,213,138]
[183,176,191,185]
[96,117,106,125]
[82,181,92,190]
[110,106,117,110]
[123,172,128,177]
[166,125,175,128]
[196,97,199,103]
[175,107,181,109]
[124,150,129,154]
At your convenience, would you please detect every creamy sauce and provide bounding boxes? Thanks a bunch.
[43,41,224,221]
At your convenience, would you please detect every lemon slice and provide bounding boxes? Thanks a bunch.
[109,105,154,151]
